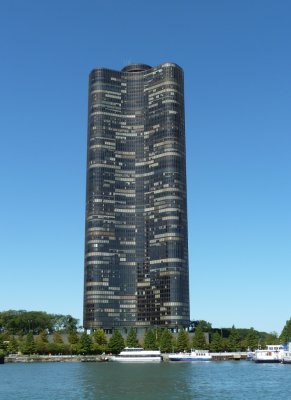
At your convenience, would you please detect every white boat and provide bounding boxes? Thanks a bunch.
[282,351,291,364]
[168,349,212,361]
[111,347,163,362]
[282,343,291,364]
[254,345,285,363]
[246,351,255,361]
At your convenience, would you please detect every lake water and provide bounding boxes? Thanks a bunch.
[1,361,291,400]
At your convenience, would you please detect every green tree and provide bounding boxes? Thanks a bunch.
[21,333,36,355]
[7,336,19,354]
[126,328,139,347]
[68,331,79,344]
[0,334,3,351]
[210,332,223,352]
[108,330,125,354]
[160,330,173,353]
[50,314,79,333]
[51,331,67,354]
[262,331,280,347]
[0,333,9,353]
[35,331,49,354]
[93,329,108,353]
[68,330,80,354]
[39,330,49,342]
[155,328,163,348]
[16,333,24,352]
[0,310,53,334]
[176,330,190,352]
[192,323,207,349]
[227,326,241,351]
[190,320,212,332]
[0,310,79,335]
[143,329,157,350]
[246,328,260,350]
[46,342,58,355]
[240,338,248,351]
[221,337,229,351]
[280,319,291,344]
[78,332,93,354]
[53,331,64,344]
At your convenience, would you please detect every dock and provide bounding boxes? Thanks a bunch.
[210,352,248,360]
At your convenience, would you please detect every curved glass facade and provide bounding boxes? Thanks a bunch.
[84,63,189,331]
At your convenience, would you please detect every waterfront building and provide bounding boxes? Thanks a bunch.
[83,62,189,332]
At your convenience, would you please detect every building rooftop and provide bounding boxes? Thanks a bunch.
[121,63,152,72]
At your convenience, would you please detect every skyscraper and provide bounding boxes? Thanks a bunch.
[83,62,189,333]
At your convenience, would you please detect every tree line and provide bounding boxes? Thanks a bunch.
[0,310,79,334]
[1,310,291,356]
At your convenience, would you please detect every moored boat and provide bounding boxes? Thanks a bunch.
[168,349,212,362]
[253,345,285,363]
[111,347,163,362]
[282,352,291,364]
[246,351,255,361]
[282,343,291,364]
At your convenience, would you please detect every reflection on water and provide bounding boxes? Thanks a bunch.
[79,363,194,400]
[1,361,291,400]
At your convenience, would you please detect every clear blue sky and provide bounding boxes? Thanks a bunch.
[0,0,290,334]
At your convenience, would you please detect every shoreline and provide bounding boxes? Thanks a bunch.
[4,352,248,363]
[4,354,109,363]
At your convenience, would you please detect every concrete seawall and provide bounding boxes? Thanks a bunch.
[5,355,109,363]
